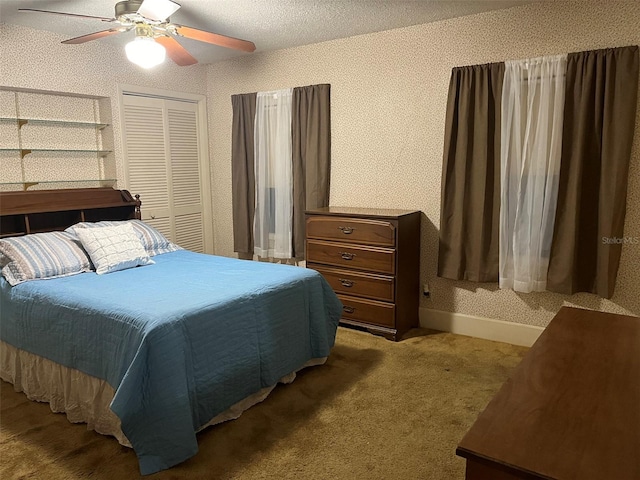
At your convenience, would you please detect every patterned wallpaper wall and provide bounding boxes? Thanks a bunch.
[0,23,207,191]
[206,1,640,327]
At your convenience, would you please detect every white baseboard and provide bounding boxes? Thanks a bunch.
[419,308,544,347]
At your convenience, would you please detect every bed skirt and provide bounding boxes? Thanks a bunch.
[0,340,326,448]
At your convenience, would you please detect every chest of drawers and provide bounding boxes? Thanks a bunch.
[305,207,421,341]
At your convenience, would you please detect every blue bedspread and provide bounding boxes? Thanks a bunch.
[0,251,342,474]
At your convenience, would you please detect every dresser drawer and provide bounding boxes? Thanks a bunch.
[338,295,395,328]
[306,240,396,274]
[306,216,396,246]
[310,264,395,302]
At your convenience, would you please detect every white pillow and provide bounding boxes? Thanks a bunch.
[67,220,182,257]
[75,223,154,275]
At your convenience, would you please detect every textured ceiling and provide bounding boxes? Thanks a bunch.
[0,0,536,64]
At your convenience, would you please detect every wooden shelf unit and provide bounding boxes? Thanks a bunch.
[0,188,140,238]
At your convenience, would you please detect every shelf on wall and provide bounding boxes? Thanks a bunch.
[0,148,112,158]
[0,89,115,194]
[0,117,109,130]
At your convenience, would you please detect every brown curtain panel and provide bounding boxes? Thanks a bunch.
[291,84,331,260]
[547,46,639,298]
[438,63,505,282]
[231,92,257,257]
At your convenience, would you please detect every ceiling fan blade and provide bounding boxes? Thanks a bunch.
[137,0,181,22]
[172,24,255,53]
[62,28,127,45]
[18,8,115,22]
[155,36,197,66]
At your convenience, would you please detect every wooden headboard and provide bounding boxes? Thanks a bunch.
[0,188,141,238]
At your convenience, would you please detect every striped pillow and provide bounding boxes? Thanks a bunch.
[0,232,92,286]
[67,220,182,257]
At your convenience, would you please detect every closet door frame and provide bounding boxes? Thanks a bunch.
[117,84,213,254]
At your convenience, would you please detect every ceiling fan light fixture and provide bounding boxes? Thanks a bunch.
[125,36,166,68]
[21,1,256,67]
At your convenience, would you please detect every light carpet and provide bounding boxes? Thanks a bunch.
[0,327,527,479]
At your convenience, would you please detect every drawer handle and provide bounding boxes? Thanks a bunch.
[338,226,355,234]
[343,306,355,314]
[340,252,356,260]
[339,278,354,287]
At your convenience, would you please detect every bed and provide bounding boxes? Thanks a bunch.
[0,188,342,475]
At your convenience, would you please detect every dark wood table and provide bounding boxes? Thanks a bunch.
[456,307,640,480]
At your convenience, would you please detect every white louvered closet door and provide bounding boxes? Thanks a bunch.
[122,95,206,253]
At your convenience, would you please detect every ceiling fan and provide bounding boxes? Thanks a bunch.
[19,0,256,68]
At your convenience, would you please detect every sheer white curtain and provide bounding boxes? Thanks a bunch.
[499,55,567,292]
[254,88,293,259]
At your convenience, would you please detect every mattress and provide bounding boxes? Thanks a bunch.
[0,250,342,474]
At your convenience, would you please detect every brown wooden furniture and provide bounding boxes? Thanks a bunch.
[305,207,420,341]
[0,188,140,238]
[457,307,640,480]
